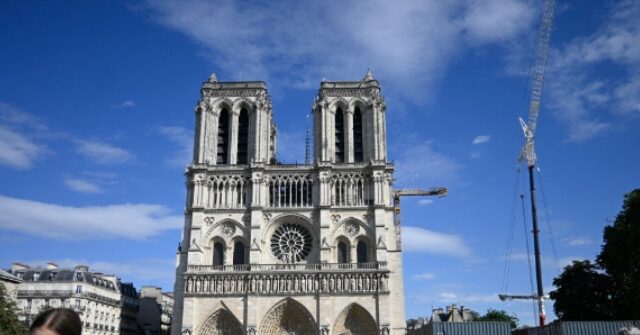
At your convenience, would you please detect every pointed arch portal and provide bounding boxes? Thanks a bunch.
[260,298,317,335]
[332,303,378,335]
[199,308,243,335]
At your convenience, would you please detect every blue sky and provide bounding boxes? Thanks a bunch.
[1,0,638,326]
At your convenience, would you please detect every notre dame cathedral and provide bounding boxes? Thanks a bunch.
[172,70,405,335]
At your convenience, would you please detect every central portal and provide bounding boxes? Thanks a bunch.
[259,298,317,334]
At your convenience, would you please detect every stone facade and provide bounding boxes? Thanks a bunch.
[10,263,140,335]
[138,286,174,335]
[172,70,404,335]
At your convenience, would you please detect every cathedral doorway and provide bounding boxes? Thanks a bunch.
[198,308,243,335]
[332,303,378,335]
[259,298,317,335]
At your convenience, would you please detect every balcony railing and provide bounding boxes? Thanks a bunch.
[187,261,386,273]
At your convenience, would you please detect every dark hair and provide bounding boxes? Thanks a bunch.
[29,308,82,335]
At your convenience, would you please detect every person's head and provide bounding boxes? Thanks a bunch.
[29,308,82,335]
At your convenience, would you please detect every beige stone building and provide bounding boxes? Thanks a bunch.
[10,263,140,335]
[139,286,173,335]
[172,71,404,335]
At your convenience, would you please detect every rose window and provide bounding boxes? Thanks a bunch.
[270,223,312,263]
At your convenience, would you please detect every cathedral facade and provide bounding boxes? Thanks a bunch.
[172,71,405,335]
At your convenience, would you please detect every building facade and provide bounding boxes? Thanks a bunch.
[138,286,174,335]
[10,263,140,335]
[172,70,404,335]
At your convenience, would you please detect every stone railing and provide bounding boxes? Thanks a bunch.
[184,270,389,296]
[18,290,74,298]
[187,261,386,273]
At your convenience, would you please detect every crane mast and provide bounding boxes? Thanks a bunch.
[509,0,556,327]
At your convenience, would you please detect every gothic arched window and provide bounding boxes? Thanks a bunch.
[217,108,230,164]
[237,108,249,164]
[353,107,363,162]
[233,241,245,265]
[335,107,345,163]
[337,241,349,264]
[213,242,225,266]
[357,240,368,264]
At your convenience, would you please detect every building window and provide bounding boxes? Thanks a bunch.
[335,107,345,162]
[76,285,83,294]
[213,242,225,266]
[237,108,249,164]
[233,241,245,265]
[357,240,368,264]
[353,107,363,162]
[217,108,230,164]
[337,241,349,264]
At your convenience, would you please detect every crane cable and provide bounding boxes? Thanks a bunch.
[501,165,521,294]
[536,164,562,274]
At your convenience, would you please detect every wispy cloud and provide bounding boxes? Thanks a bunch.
[0,195,182,240]
[403,226,472,257]
[157,126,193,167]
[64,178,102,194]
[565,236,593,247]
[119,100,136,108]
[418,199,434,206]
[75,139,135,164]
[142,0,535,101]
[393,139,461,188]
[413,272,436,280]
[546,0,640,141]
[472,135,491,145]
[0,125,44,169]
[0,103,48,169]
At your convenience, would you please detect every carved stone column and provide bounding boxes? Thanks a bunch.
[229,108,240,165]
[345,107,354,163]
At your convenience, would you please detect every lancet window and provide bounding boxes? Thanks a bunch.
[267,174,313,208]
[337,241,349,264]
[237,108,249,164]
[335,107,345,163]
[213,242,225,266]
[233,241,245,265]
[204,175,249,209]
[217,108,230,164]
[357,240,368,264]
[353,107,363,162]
[331,173,368,206]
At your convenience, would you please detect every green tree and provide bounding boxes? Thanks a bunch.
[478,309,518,329]
[550,188,640,320]
[0,282,27,335]
[549,260,613,320]
[597,189,640,319]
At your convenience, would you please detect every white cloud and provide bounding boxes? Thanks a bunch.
[438,291,499,303]
[0,195,182,240]
[64,178,102,194]
[462,0,535,44]
[75,139,134,164]
[403,226,472,257]
[393,140,461,188]
[546,0,640,141]
[157,126,193,167]
[142,0,535,101]
[0,125,44,169]
[413,272,436,280]
[566,236,593,247]
[418,199,434,206]
[120,100,136,108]
[472,135,491,145]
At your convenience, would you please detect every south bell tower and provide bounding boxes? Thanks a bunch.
[173,71,405,335]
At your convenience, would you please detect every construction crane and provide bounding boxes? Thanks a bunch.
[501,0,556,328]
[393,188,448,248]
